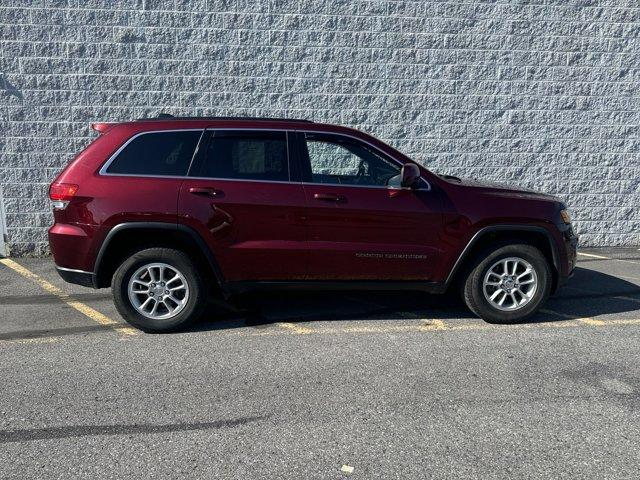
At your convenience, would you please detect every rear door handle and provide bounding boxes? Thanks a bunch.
[313,193,346,203]
[189,187,224,198]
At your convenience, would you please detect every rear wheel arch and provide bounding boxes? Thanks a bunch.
[93,222,226,293]
[446,225,560,292]
[112,247,207,332]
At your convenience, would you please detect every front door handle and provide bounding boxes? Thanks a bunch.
[189,187,224,198]
[313,193,346,203]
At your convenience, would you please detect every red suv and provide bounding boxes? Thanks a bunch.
[48,116,577,332]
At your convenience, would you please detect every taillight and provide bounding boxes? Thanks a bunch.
[49,183,78,210]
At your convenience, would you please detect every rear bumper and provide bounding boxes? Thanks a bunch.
[55,266,97,288]
[48,223,95,273]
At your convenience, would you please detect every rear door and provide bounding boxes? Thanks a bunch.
[96,128,202,227]
[296,131,442,281]
[178,129,307,281]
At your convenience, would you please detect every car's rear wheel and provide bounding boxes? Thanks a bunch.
[112,248,206,332]
[463,243,551,324]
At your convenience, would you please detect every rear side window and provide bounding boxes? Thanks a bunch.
[106,130,202,176]
[194,131,289,182]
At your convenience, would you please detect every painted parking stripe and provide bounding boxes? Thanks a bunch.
[0,259,137,336]
[240,316,640,337]
[564,285,640,305]
[578,251,640,265]
[276,322,315,334]
[0,337,59,346]
[419,319,448,330]
[577,252,609,260]
[540,308,605,325]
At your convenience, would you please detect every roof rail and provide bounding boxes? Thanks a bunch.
[135,113,313,123]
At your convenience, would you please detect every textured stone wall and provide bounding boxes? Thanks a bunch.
[1,0,639,255]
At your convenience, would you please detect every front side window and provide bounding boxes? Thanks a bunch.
[195,131,289,182]
[304,134,400,187]
[106,130,202,176]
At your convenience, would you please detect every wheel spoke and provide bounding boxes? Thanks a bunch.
[128,262,190,320]
[517,269,532,280]
[157,299,168,314]
[166,295,182,307]
[509,292,518,306]
[139,297,153,311]
[150,299,159,315]
[502,260,509,275]
[483,256,538,311]
[133,279,149,286]
[497,291,508,306]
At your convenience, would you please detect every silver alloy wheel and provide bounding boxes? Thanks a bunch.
[482,256,538,311]
[127,262,189,320]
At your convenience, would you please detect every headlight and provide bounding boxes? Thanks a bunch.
[560,209,571,224]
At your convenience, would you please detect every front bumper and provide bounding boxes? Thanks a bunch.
[556,224,578,289]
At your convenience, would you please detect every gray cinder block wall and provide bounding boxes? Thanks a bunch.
[1,0,639,255]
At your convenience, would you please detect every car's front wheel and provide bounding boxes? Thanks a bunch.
[112,247,206,332]
[463,243,552,324]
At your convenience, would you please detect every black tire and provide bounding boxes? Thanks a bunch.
[112,247,207,332]
[462,243,552,324]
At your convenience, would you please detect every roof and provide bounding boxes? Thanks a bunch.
[134,114,313,123]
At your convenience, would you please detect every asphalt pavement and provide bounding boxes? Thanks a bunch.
[0,249,639,479]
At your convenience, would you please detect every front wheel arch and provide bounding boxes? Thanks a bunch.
[445,226,560,293]
[462,242,552,323]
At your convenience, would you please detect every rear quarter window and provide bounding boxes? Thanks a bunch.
[105,130,202,176]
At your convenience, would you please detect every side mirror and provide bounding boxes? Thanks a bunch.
[400,163,421,188]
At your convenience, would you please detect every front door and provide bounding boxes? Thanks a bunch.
[298,132,442,281]
[178,130,307,281]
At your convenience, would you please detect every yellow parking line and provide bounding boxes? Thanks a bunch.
[275,322,315,334]
[323,324,424,334]
[577,252,609,260]
[565,285,640,305]
[0,337,59,346]
[577,252,640,265]
[618,259,639,265]
[541,308,605,325]
[243,315,640,337]
[419,319,448,331]
[603,294,640,305]
[599,318,640,326]
[0,259,137,336]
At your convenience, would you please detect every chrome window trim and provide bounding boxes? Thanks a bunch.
[301,180,430,191]
[97,126,431,192]
[98,129,205,176]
